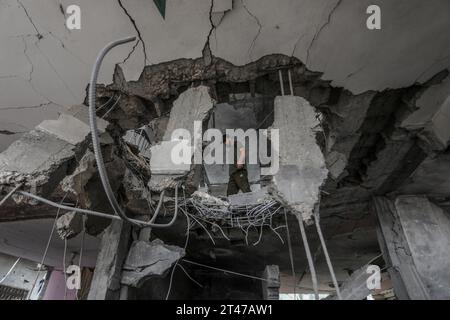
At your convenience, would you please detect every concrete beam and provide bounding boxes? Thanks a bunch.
[374,195,450,300]
[87,220,131,300]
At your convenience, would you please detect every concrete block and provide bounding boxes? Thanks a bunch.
[121,239,185,288]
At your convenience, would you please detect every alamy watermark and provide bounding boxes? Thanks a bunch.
[169,121,280,175]
[366,265,381,290]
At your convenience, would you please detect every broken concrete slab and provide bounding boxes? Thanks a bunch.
[61,150,96,198]
[163,86,214,142]
[147,174,185,192]
[121,239,185,288]
[0,129,75,197]
[192,191,229,207]
[56,211,83,240]
[37,114,93,146]
[228,189,270,207]
[0,105,110,197]
[269,96,328,221]
[148,86,215,190]
[123,169,152,216]
[66,105,108,133]
[0,130,74,176]
[325,151,348,180]
[149,140,192,175]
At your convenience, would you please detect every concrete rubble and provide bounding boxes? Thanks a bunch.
[269,96,328,221]
[121,239,185,288]
[148,86,215,192]
[0,0,449,302]
[0,105,110,206]
[56,211,83,240]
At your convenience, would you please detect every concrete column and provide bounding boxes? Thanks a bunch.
[87,220,131,300]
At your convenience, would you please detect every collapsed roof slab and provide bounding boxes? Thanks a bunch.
[149,86,214,191]
[0,105,110,221]
[269,96,328,221]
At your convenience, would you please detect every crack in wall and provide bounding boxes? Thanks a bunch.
[47,31,90,67]
[415,53,450,83]
[291,33,307,57]
[202,0,216,64]
[34,41,79,101]
[306,0,342,65]
[17,0,42,39]
[0,130,24,135]
[241,0,262,60]
[117,0,149,66]
[0,102,53,111]
[0,36,65,111]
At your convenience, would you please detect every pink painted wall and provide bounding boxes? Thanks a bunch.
[42,270,77,300]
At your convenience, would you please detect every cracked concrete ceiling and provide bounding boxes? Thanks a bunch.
[1,0,450,152]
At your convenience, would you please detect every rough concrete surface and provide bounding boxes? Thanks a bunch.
[270,96,328,220]
[1,1,450,151]
[121,239,185,288]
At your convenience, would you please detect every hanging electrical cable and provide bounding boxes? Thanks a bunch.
[284,208,297,296]
[28,193,68,299]
[314,209,342,300]
[88,36,180,228]
[296,213,320,300]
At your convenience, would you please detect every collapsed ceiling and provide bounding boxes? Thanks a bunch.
[0,0,450,300]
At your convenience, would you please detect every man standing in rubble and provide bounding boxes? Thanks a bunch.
[223,134,251,196]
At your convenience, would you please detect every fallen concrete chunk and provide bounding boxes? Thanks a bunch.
[56,211,83,240]
[327,266,371,300]
[149,141,192,175]
[325,151,348,179]
[163,86,214,142]
[192,190,229,206]
[121,239,185,288]
[0,105,109,196]
[0,130,75,194]
[37,114,92,145]
[269,96,328,221]
[61,150,96,197]
[149,86,214,190]
[228,189,270,206]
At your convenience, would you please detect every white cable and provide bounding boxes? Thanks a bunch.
[314,211,342,300]
[28,193,68,299]
[0,257,21,284]
[284,208,297,296]
[0,184,22,207]
[297,214,319,300]
[278,70,285,96]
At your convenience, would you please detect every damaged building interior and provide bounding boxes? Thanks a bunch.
[0,0,450,301]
